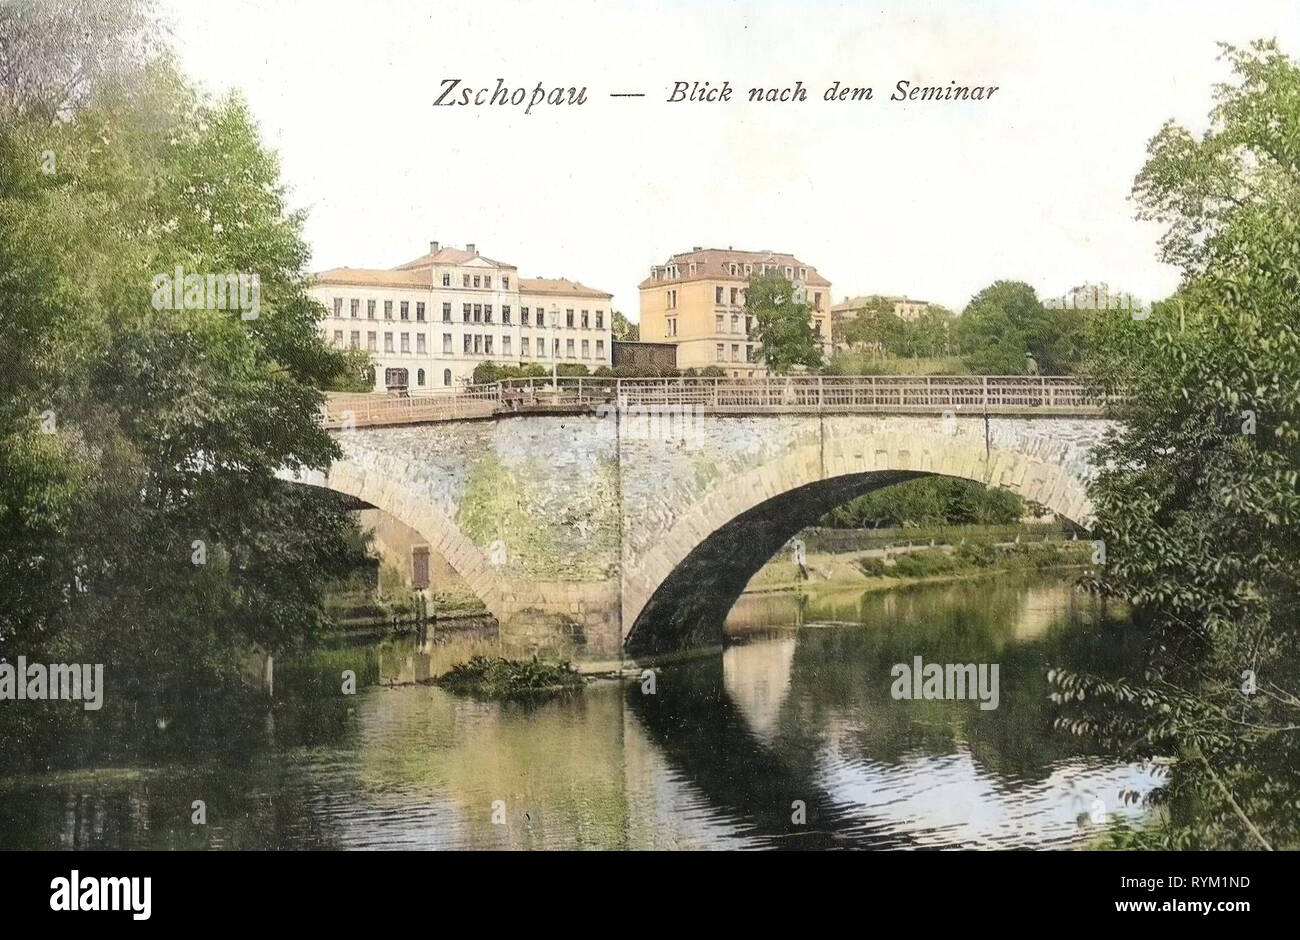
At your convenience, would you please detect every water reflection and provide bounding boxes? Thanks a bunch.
[0,575,1158,850]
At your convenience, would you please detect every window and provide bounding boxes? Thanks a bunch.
[716,286,724,304]
[535,337,544,357]
[814,292,822,311]
[581,310,589,329]
[731,343,740,361]
[716,344,725,362]
[596,339,604,358]
[384,301,393,319]
[473,304,482,323]
[462,274,470,287]
[667,317,678,337]
[442,273,451,287]
[502,336,511,356]
[400,302,409,321]
[566,338,575,358]
[400,333,410,353]
[799,267,806,280]
[746,315,753,333]
[595,310,603,329]
[729,263,737,276]
[463,335,472,353]
[473,275,480,288]
[350,299,359,318]
[384,332,394,353]
[483,275,491,288]
[442,303,451,322]
[565,309,574,328]
[715,314,724,333]
[443,333,453,354]
[522,337,530,356]
[417,368,425,386]
[485,335,493,355]
[785,266,793,278]
[367,300,375,319]
[333,297,342,316]
[333,329,343,345]
[502,305,511,324]
[581,339,590,359]
[731,314,740,333]
[463,303,471,322]
[473,335,482,354]
[367,331,376,351]
[416,333,426,353]
[443,369,452,386]
[485,304,493,323]
[667,289,677,309]
[416,302,425,322]
[349,331,359,349]
[553,337,560,357]
[384,367,407,389]
[730,287,738,304]
[502,276,509,289]
[521,307,530,326]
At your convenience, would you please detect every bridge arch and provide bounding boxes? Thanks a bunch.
[284,459,508,624]
[621,420,1098,656]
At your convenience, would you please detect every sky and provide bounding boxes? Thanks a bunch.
[158,0,1299,320]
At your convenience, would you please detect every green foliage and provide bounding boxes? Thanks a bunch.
[436,656,584,699]
[821,477,1025,528]
[471,360,549,384]
[834,300,957,360]
[957,280,1084,374]
[611,310,639,341]
[1055,39,1300,850]
[746,272,824,373]
[0,0,370,764]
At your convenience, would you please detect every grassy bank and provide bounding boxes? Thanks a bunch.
[747,536,1095,594]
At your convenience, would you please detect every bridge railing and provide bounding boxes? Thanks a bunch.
[322,375,1111,427]
[319,384,499,428]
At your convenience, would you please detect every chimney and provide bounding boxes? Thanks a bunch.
[429,240,439,253]
[466,243,476,253]
[692,245,702,251]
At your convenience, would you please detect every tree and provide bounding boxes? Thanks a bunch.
[0,0,369,765]
[611,310,639,342]
[746,272,823,373]
[1054,40,1300,850]
[957,280,1082,374]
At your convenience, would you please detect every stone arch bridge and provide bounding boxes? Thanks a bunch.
[285,377,1114,661]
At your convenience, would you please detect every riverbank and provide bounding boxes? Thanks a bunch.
[744,534,1094,595]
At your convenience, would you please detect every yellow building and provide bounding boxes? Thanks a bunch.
[638,247,832,376]
[833,294,933,323]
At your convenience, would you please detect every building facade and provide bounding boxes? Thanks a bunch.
[832,294,934,323]
[637,247,832,376]
[312,241,613,392]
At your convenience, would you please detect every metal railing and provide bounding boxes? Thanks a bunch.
[321,375,1111,428]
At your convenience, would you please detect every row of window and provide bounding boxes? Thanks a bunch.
[441,273,509,289]
[332,330,607,359]
[653,262,810,281]
[331,298,606,329]
[385,367,453,389]
[718,343,759,363]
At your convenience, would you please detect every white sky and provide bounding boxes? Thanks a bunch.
[158,0,1299,319]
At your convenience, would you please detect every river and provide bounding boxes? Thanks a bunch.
[0,573,1159,849]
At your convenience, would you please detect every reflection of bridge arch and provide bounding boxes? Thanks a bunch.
[622,422,1097,656]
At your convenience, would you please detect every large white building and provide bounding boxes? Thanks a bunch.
[312,241,614,392]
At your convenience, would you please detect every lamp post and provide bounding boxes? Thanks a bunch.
[550,303,560,394]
